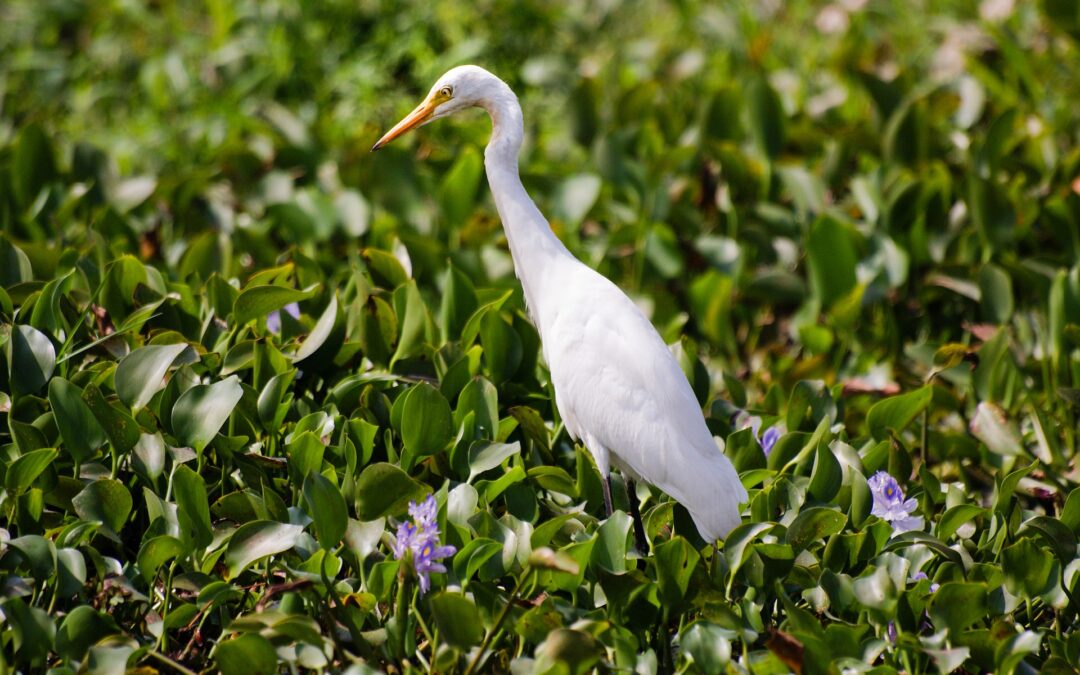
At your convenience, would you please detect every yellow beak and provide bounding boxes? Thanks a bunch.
[371,98,438,152]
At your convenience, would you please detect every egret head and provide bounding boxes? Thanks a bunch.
[371,65,506,151]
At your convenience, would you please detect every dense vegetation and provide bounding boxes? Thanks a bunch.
[2,0,1080,672]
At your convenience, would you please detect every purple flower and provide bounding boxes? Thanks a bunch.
[408,495,438,531]
[392,495,456,595]
[911,571,940,593]
[267,302,301,334]
[867,471,924,534]
[413,539,457,594]
[733,411,782,457]
[886,621,897,645]
[760,427,781,456]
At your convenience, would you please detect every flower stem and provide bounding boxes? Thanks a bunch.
[394,556,411,666]
[463,567,534,675]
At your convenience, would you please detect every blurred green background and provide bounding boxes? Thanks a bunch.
[4,0,1078,384]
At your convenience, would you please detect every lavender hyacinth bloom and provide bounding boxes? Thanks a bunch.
[733,411,782,457]
[759,427,781,456]
[867,471,924,534]
[911,571,940,592]
[266,302,301,334]
[392,494,456,594]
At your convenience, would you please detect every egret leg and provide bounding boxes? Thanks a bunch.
[626,478,649,552]
[602,476,614,517]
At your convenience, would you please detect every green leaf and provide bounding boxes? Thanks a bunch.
[480,311,523,384]
[354,462,431,520]
[7,534,57,580]
[303,472,348,549]
[400,382,453,460]
[215,633,279,675]
[591,510,632,574]
[536,629,602,675]
[552,173,602,227]
[55,606,120,661]
[786,507,847,553]
[453,537,505,584]
[978,264,1014,324]
[1061,487,1080,535]
[172,375,244,451]
[429,592,484,649]
[294,293,344,366]
[174,464,214,549]
[234,284,316,326]
[12,123,58,207]
[806,215,858,308]
[257,370,296,431]
[936,504,985,541]
[81,383,140,453]
[437,146,483,226]
[440,263,479,340]
[1018,515,1077,562]
[654,536,700,615]
[391,281,427,365]
[2,597,55,662]
[929,582,987,635]
[467,441,521,483]
[866,386,932,442]
[48,378,106,463]
[5,448,58,494]
[8,324,55,395]
[456,377,499,439]
[747,76,786,159]
[115,343,187,410]
[681,622,732,672]
[137,535,186,583]
[225,520,304,579]
[1002,537,1055,598]
[72,479,132,535]
[808,441,842,502]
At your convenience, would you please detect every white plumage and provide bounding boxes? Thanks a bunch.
[374,65,747,541]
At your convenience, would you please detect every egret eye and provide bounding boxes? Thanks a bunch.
[439,86,453,98]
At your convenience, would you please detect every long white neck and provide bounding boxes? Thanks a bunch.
[479,85,573,325]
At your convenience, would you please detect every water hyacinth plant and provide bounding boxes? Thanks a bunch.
[392,495,456,594]
[867,471,924,534]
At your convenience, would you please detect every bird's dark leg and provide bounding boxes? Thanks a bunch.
[602,475,614,517]
[626,478,649,552]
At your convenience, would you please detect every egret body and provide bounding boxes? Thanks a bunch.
[373,66,746,541]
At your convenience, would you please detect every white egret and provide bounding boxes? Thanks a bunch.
[373,65,746,543]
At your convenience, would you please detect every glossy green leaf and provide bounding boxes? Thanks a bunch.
[354,462,431,520]
[929,582,988,635]
[115,343,187,410]
[234,284,316,326]
[55,606,120,661]
[72,478,133,535]
[303,471,348,549]
[866,386,932,442]
[429,591,484,649]
[786,507,847,553]
[8,324,55,394]
[48,378,106,463]
[806,215,857,307]
[225,520,304,579]
[5,448,58,493]
[215,633,279,675]
[172,375,243,451]
[174,464,214,549]
[467,440,520,483]
[399,382,452,460]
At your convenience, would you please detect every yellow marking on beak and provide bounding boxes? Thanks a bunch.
[371,90,450,152]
